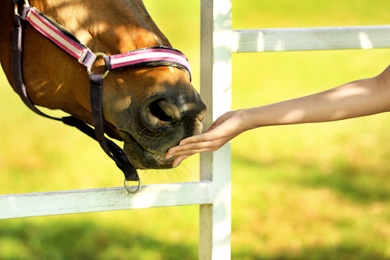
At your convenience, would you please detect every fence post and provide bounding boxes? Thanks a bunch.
[199,0,232,259]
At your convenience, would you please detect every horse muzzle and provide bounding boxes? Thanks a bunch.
[120,89,206,169]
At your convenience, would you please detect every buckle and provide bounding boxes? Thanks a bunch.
[78,49,89,64]
[87,52,110,78]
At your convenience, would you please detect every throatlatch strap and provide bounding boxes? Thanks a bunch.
[89,74,138,181]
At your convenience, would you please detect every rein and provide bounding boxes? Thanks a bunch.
[12,0,192,193]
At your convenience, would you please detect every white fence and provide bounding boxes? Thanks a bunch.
[2,0,390,259]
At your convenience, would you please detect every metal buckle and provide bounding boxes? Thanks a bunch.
[87,52,110,79]
[124,178,142,194]
[78,49,89,64]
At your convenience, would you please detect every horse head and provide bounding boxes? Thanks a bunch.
[0,0,206,169]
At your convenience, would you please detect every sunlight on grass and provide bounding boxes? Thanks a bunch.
[2,0,390,259]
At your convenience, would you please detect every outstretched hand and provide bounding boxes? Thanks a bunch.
[170,66,390,167]
[166,110,248,167]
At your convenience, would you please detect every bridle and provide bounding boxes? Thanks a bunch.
[12,0,192,193]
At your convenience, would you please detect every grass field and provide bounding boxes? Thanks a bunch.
[2,0,390,259]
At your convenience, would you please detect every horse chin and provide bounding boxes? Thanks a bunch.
[118,118,203,169]
[119,130,176,169]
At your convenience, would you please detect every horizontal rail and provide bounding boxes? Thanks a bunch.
[0,182,214,219]
[232,25,390,52]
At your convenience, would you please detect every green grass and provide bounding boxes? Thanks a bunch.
[2,0,390,259]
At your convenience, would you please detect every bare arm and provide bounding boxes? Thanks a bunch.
[167,66,390,166]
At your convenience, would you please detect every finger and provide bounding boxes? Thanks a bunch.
[167,135,215,157]
[171,143,221,167]
[172,155,190,167]
[166,145,200,158]
[179,132,212,145]
[167,142,220,159]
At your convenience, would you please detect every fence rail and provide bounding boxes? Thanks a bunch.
[0,182,213,219]
[233,26,390,52]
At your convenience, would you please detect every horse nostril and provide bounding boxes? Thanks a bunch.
[149,99,180,123]
[141,93,205,135]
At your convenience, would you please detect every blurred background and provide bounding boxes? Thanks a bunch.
[2,0,390,259]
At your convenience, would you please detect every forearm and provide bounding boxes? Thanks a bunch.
[244,69,390,130]
[166,66,390,164]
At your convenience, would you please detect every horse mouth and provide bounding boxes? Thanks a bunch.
[118,130,176,169]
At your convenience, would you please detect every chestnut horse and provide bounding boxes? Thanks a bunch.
[0,1,206,177]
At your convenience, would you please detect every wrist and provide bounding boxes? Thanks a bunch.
[237,109,257,132]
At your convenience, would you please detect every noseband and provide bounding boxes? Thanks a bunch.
[12,0,192,193]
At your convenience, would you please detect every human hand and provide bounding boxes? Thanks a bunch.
[166,109,247,167]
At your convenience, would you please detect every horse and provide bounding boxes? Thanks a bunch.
[0,0,206,180]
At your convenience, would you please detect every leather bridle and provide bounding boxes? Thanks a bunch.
[11,0,192,193]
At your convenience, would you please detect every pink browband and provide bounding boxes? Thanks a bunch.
[21,5,192,79]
